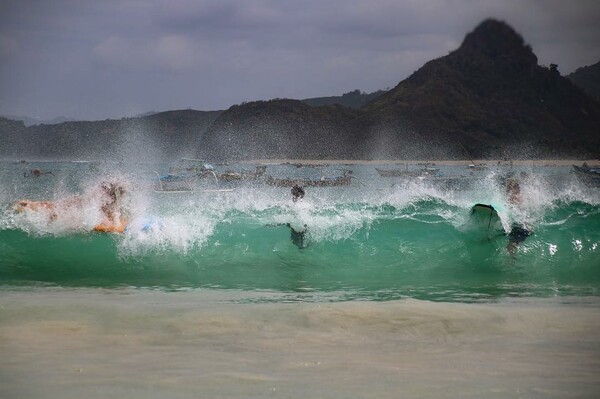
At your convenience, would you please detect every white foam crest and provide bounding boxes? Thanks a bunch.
[304,207,370,243]
[379,182,432,210]
[553,180,600,206]
[498,172,598,229]
[118,213,216,256]
[375,178,475,229]
[9,206,86,236]
[264,197,374,243]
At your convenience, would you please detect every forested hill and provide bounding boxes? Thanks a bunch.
[360,19,600,159]
[199,19,600,160]
[301,89,387,108]
[199,99,366,160]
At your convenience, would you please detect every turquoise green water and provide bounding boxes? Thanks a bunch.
[1,161,599,301]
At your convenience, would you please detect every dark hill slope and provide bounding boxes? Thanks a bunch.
[0,110,221,161]
[363,19,600,158]
[199,99,365,160]
[0,117,27,159]
[568,60,600,100]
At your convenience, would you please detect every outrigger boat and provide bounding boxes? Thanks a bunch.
[168,158,214,174]
[151,158,222,192]
[218,165,267,182]
[153,172,195,193]
[375,166,439,178]
[573,163,600,187]
[152,170,232,193]
[266,171,352,187]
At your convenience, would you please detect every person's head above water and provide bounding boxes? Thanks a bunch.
[505,178,522,205]
[100,181,126,205]
[291,185,305,202]
[506,178,519,189]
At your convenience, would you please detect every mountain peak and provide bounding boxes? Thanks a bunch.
[458,19,537,66]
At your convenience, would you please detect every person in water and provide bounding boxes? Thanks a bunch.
[24,168,53,178]
[505,177,532,254]
[93,181,128,233]
[291,184,305,202]
[265,186,309,248]
[288,185,308,248]
[13,180,128,233]
[286,223,308,249]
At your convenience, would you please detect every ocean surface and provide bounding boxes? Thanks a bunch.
[1,160,599,398]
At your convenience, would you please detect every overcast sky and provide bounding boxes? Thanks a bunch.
[1,0,599,120]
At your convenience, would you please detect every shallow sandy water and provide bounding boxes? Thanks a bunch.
[1,288,599,398]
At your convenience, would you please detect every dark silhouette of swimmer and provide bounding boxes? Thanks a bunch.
[258,186,309,248]
[286,223,308,249]
[24,168,53,177]
[505,178,532,254]
[265,222,309,248]
[291,185,305,202]
[289,185,308,247]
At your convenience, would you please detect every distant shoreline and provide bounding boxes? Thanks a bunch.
[4,158,599,167]
[249,159,600,167]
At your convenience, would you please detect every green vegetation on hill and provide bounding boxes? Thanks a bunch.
[302,89,387,108]
[361,19,600,159]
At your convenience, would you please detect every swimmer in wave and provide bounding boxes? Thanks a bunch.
[291,184,305,203]
[265,185,309,248]
[289,185,308,248]
[13,180,128,233]
[24,168,53,178]
[505,176,532,254]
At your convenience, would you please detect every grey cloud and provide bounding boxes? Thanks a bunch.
[0,32,17,56]
[92,34,202,72]
[0,0,599,120]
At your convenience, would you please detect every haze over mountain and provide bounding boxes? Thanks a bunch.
[1,19,599,161]
[0,110,221,162]
[0,115,79,127]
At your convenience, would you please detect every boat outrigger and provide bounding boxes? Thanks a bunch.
[375,165,439,178]
[266,170,352,187]
[573,163,600,187]
[218,166,267,182]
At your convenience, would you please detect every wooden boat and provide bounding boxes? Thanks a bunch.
[218,166,267,182]
[152,170,220,192]
[467,163,487,170]
[168,158,215,174]
[265,174,351,187]
[573,164,600,186]
[152,171,195,192]
[376,167,439,178]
